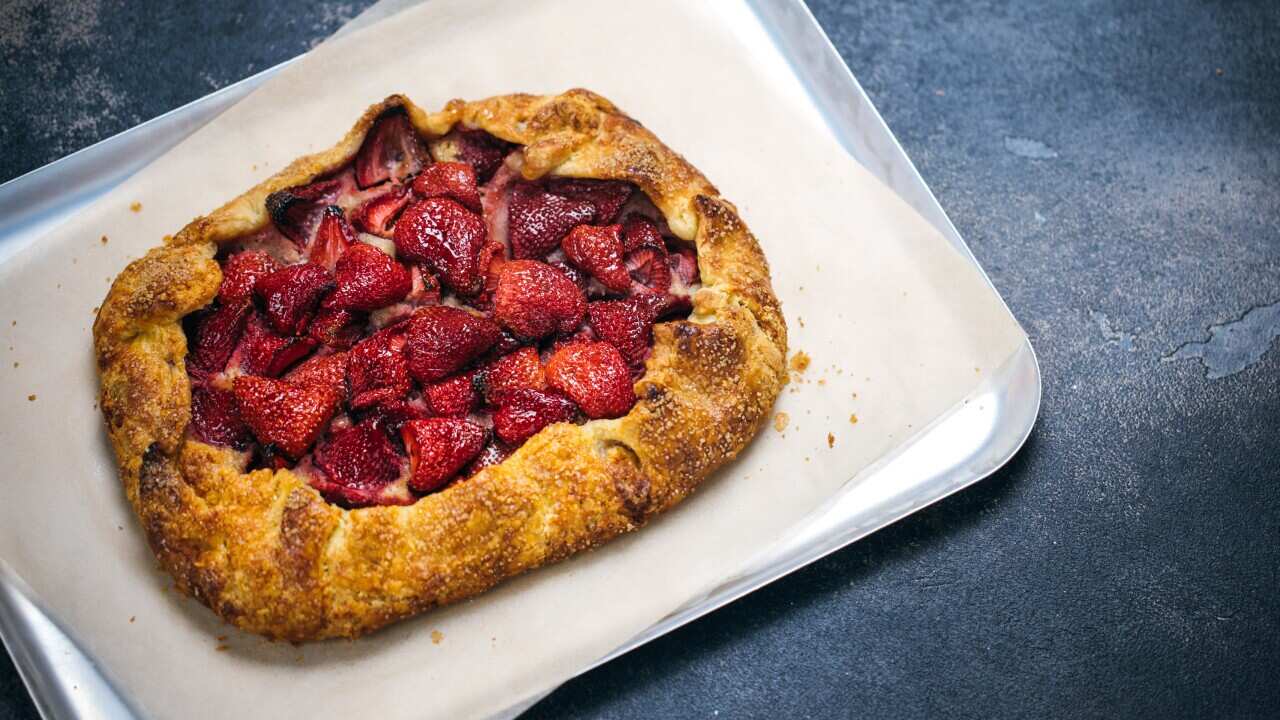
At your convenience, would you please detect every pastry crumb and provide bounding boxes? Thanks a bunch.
[129,201,142,212]
[12,362,17,368]
[797,316,805,328]
[788,351,811,373]
[129,616,135,623]
[217,635,228,642]
[215,644,229,652]
[100,235,109,245]
[431,630,444,645]
[827,432,835,448]
[817,378,826,386]
[27,394,36,402]
[773,412,790,432]
[849,413,858,425]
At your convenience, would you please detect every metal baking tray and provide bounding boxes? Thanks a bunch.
[0,0,1041,717]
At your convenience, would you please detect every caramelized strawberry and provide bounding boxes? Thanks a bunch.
[561,224,631,293]
[284,352,349,401]
[432,128,513,183]
[668,245,700,286]
[549,260,588,291]
[308,206,356,271]
[363,395,432,437]
[586,295,663,369]
[478,346,546,406]
[255,262,334,336]
[546,178,633,223]
[625,246,672,295]
[218,250,280,306]
[545,341,636,419]
[230,314,318,378]
[265,178,343,245]
[492,389,578,444]
[327,242,411,311]
[464,439,513,477]
[352,185,412,237]
[308,307,364,349]
[423,369,480,417]
[507,182,595,259]
[401,418,486,493]
[402,306,500,383]
[411,162,482,212]
[621,214,665,253]
[311,420,410,508]
[190,384,251,449]
[189,302,250,374]
[393,197,488,295]
[232,375,340,458]
[493,260,586,340]
[355,111,428,189]
[347,327,411,409]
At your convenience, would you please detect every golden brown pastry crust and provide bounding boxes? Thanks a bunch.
[93,90,787,641]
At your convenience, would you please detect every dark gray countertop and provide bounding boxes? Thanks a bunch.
[3,1,1278,718]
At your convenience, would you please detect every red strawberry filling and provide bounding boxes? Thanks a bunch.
[185,120,699,506]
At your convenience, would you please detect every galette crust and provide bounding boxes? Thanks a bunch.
[93,90,787,641]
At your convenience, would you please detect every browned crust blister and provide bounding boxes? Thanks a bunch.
[93,90,787,641]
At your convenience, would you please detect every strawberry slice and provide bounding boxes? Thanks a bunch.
[561,224,631,293]
[432,128,513,183]
[190,384,251,449]
[326,242,412,311]
[586,295,665,369]
[232,375,340,458]
[308,206,356,271]
[265,178,342,245]
[507,182,595,259]
[310,420,410,508]
[493,260,587,340]
[464,439,514,477]
[492,388,578,444]
[477,346,545,406]
[230,314,318,378]
[545,178,633,223]
[218,250,280,306]
[668,245,700,286]
[355,111,428,189]
[352,185,412,237]
[411,162,482,212]
[308,307,364,349]
[363,395,432,437]
[545,341,636,419]
[423,369,480,417]
[189,302,250,374]
[393,197,488,295]
[347,326,411,409]
[255,262,334,336]
[401,418,487,493]
[625,246,672,296]
[284,352,349,401]
[621,214,665,253]
[548,259,588,292]
[402,306,500,383]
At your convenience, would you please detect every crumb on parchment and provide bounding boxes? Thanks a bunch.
[130,202,142,212]
[431,630,444,645]
[828,432,835,448]
[100,235,109,245]
[27,394,36,401]
[849,413,858,425]
[789,351,811,373]
[774,412,789,432]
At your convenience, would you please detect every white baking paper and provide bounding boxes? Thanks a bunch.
[0,1,1025,718]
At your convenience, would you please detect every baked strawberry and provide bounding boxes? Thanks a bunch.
[308,206,356,271]
[284,352,349,401]
[668,245,700,286]
[232,375,340,458]
[311,420,410,508]
[402,306,500,383]
[433,128,513,183]
[230,314,318,378]
[393,197,488,295]
[468,241,508,311]
[218,250,280,306]
[401,418,486,493]
[265,178,342,244]
[347,326,411,409]
[423,369,480,417]
[586,295,664,369]
[625,246,672,295]
[478,346,546,406]
[308,307,364,349]
[621,214,665,253]
[189,302,250,374]
[355,111,428,189]
[545,178,633,223]
[561,224,631,293]
[352,185,412,237]
[255,262,334,336]
[492,260,586,340]
[464,439,513,477]
[507,182,595,259]
[326,242,412,311]
[545,341,636,419]
[190,384,251,449]
[549,260,588,291]
[411,162,482,212]
[492,389,578,444]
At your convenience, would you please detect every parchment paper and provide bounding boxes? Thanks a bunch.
[0,1,1025,718]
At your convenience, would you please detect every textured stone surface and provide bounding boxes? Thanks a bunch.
[2,0,1279,718]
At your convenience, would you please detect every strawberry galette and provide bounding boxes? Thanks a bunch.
[94,90,786,641]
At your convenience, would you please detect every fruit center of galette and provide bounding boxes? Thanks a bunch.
[184,109,700,507]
